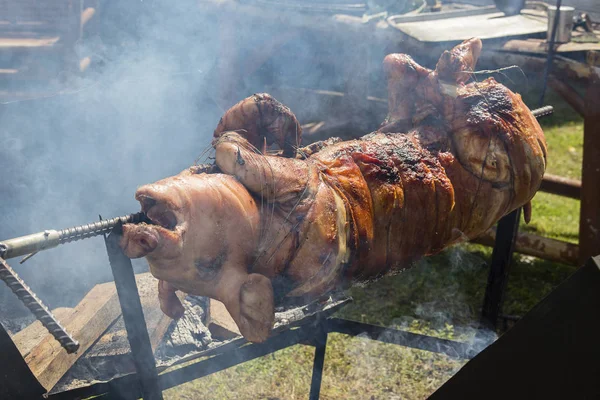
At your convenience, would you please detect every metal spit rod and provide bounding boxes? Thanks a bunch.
[0,212,149,260]
[532,105,554,119]
[0,213,148,354]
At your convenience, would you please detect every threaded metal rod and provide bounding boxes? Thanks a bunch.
[532,105,554,119]
[0,257,79,353]
[58,212,149,244]
[0,212,149,260]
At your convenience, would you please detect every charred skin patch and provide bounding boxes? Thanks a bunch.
[461,82,515,127]
[194,248,227,281]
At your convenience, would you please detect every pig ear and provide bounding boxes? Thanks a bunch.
[234,273,275,343]
[214,132,310,202]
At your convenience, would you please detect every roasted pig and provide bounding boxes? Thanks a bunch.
[120,38,547,342]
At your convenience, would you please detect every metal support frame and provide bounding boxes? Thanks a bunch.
[481,208,521,330]
[0,322,47,400]
[48,315,474,400]
[46,211,508,400]
[579,76,600,263]
[104,225,163,400]
[308,321,328,400]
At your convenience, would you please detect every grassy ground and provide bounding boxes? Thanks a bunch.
[163,85,582,400]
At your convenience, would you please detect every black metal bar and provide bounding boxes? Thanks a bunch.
[48,372,141,400]
[481,208,521,330]
[325,318,473,359]
[48,316,481,399]
[476,104,554,331]
[579,77,600,263]
[0,322,47,400]
[104,226,163,400]
[539,0,563,107]
[308,325,328,400]
[160,324,317,391]
[50,324,318,399]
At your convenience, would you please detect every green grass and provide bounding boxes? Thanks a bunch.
[163,84,583,400]
[522,85,583,244]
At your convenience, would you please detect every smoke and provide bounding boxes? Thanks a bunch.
[336,245,499,397]
[0,2,383,318]
[0,1,226,317]
[0,4,498,377]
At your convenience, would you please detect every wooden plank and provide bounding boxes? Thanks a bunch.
[389,10,547,43]
[12,307,74,358]
[387,5,497,24]
[24,281,121,390]
[0,37,60,48]
[86,273,173,358]
[540,173,581,199]
[500,38,600,55]
[472,228,580,266]
[53,273,181,392]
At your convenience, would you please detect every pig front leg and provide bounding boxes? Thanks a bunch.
[158,279,185,319]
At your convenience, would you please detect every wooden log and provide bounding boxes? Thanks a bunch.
[539,174,581,200]
[548,75,585,117]
[472,228,579,266]
[13,307,74,358]
[24,281,121,390]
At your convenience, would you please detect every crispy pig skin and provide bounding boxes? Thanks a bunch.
[213,38,546,298]
[122,39,547,342]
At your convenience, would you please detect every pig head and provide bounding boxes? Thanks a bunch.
[120,169,274,343]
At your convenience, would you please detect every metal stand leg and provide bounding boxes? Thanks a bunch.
[308,325,328,400]
[579,75,600,263]
[481,208,521,330]
[0,322,46,399]
[105,226,163,400]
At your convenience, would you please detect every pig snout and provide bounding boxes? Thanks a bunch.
[119,223,159,258]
